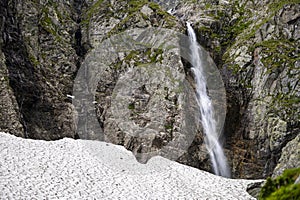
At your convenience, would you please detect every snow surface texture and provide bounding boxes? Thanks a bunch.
[0,132,263,199]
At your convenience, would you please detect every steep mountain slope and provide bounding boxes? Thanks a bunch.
[172,0,299,178]
[0,0,299,179]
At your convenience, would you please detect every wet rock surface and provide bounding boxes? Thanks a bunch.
[171,0,299,178]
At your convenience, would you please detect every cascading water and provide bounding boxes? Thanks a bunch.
[187,22,230,178]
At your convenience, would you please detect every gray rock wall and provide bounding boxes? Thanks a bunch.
[0,0,78,140]
[0,50,24,137]
[172,0,299,178]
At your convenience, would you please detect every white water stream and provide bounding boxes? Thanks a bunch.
[187,22,230,177]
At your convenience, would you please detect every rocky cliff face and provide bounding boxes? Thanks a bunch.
[173,0,299,178]
[0,0,78,140]
[0,0,299,179]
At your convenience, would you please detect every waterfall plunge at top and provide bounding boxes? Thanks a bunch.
[187,22,230,178]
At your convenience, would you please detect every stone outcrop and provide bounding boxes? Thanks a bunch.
[171,0,299,178]
[0,50,24,137]
[0,0,298,179]
[223,1,299,179]
[78,0,206,166]
[0,0,78,140]
[272,134,300,177]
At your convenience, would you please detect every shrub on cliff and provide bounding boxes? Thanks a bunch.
[259,167,300,200]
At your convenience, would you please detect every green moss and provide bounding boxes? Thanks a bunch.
[106,13,136,37]
[204,3,212,10]
[128,0,148,13]
[194,1,253,67]
[148,2,160,10]
[85,0,104,21]
[219,1,252,47]
[164,124,173,130]
[268,0,300,13]
[259,168,300,200]
[128,103,135,110]
[116,48,164,68]
[125,50,140,62]
[146,48,163,63]
[40,14,55,34]
[44,0,67,22]
[147,2,177,28]
[255,39,297,74]
[28,53,40,67]
[84,0,178,40]
[141,12,149,20]
[81,0,114,27]
[38,5,64,42]
[110,1,175,35]
[233,0,299,45]
[268,93,300,121]
[267,184,300,200]
[226,35,297,76]
[149,1,172,17]
[221,0,298,64]
[234,0,299,46]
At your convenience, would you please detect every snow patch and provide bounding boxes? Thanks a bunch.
[0,132,263,199]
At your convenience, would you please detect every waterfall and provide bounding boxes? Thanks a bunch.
[187,22,230,178]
